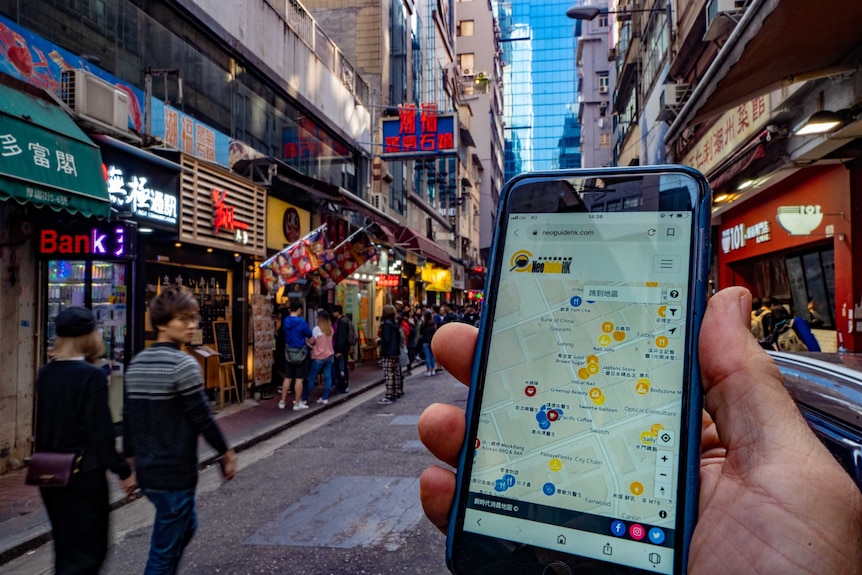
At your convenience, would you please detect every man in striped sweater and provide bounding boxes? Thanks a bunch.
[124,286,236,575]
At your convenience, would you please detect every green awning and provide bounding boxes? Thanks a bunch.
[0,83,110,218]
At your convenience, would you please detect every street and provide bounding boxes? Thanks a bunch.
[5,369,467,575]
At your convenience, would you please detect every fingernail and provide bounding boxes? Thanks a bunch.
[739,290,752,327]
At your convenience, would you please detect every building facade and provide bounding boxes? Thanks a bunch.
[575,1,615,168]
[495,0,582,180]
[0,0,375,474]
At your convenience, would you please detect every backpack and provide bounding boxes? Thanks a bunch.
[346,319,357,347]
[750,310,769,341]
[775,319,809,352]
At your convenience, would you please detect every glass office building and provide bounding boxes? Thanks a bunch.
[496,0,581,181]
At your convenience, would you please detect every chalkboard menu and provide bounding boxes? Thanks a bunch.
[212,321,234,365]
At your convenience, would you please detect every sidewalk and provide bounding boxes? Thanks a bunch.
[0,360,397,565]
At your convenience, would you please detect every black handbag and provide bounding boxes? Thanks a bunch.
[25,451,82,487]
[285,346,307,365]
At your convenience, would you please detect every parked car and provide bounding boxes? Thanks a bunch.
[768,351,862,490]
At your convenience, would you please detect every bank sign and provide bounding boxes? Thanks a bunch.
[39,223,137,260]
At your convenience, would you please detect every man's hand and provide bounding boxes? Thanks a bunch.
[220,449,237,481]
[120,472,137,496]
[418,287,862,574]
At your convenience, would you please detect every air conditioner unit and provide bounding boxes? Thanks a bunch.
[462,68,473,76]
[599,85,609,94]
[704,0,746,41]
[61,69,131,135]
[370,193,388,212]
[598,117,606,129]
[663,83,692,108]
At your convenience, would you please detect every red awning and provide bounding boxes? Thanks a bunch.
[396,225,451,267]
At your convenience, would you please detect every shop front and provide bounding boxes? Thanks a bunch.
[0,79,112,472]
[149,152,266,399]
[717,165,855,350]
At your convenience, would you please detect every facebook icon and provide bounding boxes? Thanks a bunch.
[610,520,626,537]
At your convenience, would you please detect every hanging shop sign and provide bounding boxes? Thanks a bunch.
[38,222,136,260]
[380,103,458,159]
[422,266,453,293]
[175,153,266,256]
[93,135,181,230]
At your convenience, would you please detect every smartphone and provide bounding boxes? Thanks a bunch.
[447,166,711,575]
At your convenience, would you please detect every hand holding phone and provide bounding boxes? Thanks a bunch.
[444,167,710,574]
[420,287,862,575]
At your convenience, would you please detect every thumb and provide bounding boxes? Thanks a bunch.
[698,287,814,456]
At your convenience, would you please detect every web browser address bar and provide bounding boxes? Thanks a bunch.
[526,224,681,241]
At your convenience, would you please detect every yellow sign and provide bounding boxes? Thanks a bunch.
[422,266,453,292]
[266,197,310,250]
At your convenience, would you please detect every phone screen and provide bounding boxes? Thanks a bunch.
[455,170,706,574]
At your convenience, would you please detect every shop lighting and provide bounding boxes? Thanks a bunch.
[206,248,214,253]
[174,242,182,247]
[714,193,730,203]
[736,179,755,191]
[139,227,154,234]
[792,110,844,136]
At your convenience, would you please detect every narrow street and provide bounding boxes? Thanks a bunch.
[5,369,468,575]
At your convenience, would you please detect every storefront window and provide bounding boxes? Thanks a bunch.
[785,249,835,328]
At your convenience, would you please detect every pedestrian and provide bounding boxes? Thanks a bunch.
[462,304,479,327]
[272,306,289,396]
[123,287,236,575]
[377,304,402,404]
[34,306,136,575]
[301,310,335,405]
[400,311,414,375]
[419,309,438,376]
[330,305,351,394]
[279,300,313,410]
[432,304,443,327]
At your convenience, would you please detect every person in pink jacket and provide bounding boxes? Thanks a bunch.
[301,310,335,405]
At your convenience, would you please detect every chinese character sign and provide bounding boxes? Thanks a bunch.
[381,104,457,159]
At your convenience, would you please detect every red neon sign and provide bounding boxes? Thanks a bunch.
[376,274,400,287]
[212,188,249,238]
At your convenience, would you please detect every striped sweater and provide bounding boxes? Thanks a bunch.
[123,342,229,490]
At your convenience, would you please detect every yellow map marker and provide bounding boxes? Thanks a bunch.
[602,322,614,333]
[598,334,611,347]
[586,355,599,365]
[549,458,563,472]
[587,362,600,374]
[655,335,669,349]
[640,431,654,445]
[636,378,651,395]
[589,387,605,405]
[630,481,645,496]
[578,367,591,380]
[650,423,665,437]
[613,330,626,341]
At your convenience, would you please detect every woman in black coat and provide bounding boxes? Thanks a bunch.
[377,304,402,404]
[35,307,136,574]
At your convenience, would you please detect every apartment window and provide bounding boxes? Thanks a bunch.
[599,133,611,148]
[598,73,609,94]
[460,53,475,75]
[598,14,609,28]
[458,20,475,36]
